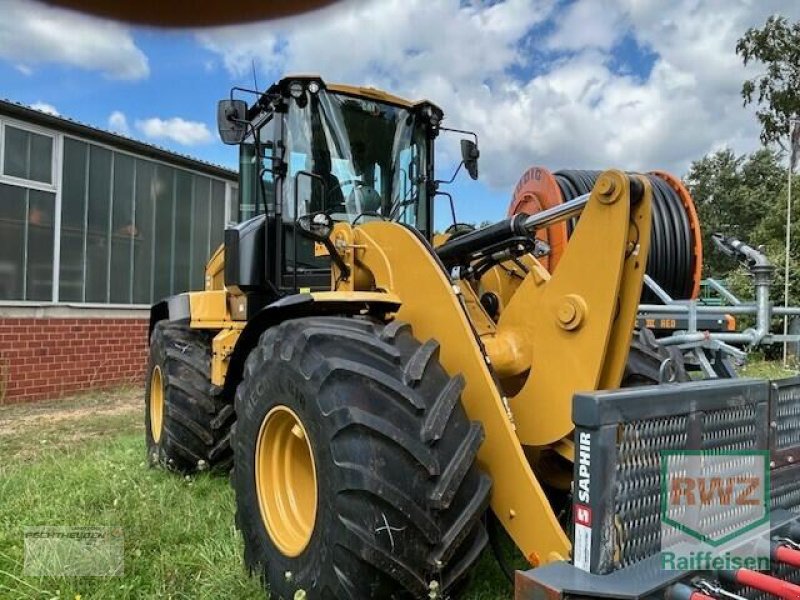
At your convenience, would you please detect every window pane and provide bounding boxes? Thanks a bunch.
[29,131,53,184]
[59,138,87,301]
[110,152,134,303]
[191,177,210,290]
[4,126,27,180]
[26,189,55,300]
[133,159,155,304]
[0,184,26,300]
[229,184,239,224]
[210,179,225,251]
[86,145,111,302]
[172,170,192,293]
[152,164,174,301]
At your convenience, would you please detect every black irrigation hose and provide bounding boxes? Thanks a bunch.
[553,170,693,302]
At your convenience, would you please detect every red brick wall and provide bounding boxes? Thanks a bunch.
[0,317,148,404]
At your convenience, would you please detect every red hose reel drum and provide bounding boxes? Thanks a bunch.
[508,166,569,272]
[509,166,703,300]
[650,170,703,300]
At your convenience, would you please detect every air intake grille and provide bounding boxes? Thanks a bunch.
[701,405,758,450]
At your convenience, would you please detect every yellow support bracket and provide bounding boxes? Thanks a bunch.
[211,328,241,387]
[497,170,652,446]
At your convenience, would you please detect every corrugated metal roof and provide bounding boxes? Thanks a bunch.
[0,98,237,180]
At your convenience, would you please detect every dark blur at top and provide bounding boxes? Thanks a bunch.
[41,0,340,27]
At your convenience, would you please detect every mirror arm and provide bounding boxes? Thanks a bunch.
[436,160,464,187]
[438,126,478,146]
[435,190,457,229]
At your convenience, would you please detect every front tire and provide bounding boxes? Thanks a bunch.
[232,316,491,599]
[145,322,234,473]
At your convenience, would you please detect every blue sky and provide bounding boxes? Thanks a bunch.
[1,0,796,230]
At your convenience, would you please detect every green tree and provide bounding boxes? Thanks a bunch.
[751,171,800,306]
[737,15,800,149]
[685,148,785,276]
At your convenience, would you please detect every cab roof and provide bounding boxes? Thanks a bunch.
[271,75,442,114]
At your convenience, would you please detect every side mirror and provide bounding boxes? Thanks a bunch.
[461,139,479,180]
[217,99,248,145]
[296,212,333,241]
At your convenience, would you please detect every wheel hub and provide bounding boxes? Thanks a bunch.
[149,365,165,443]
[256,405,318,557]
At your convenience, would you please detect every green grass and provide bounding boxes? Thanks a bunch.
[739,358,798,380]
[0,387,512,599]
[7,360,797,599]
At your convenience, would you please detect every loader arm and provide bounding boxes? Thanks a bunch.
[494,170,652,445]
[330,169,651,566]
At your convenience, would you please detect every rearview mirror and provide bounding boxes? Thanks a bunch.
[217,99,248,145]
[461,139,479,180]
[296,212,334,241]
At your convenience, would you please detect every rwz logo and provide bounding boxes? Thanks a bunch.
[669,476,761,507]
[660,450,770,547]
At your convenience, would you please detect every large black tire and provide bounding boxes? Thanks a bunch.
[145,321,234,474]
[232,316,492,599]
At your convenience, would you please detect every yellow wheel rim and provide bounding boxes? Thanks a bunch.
[255,405,318,557]
[149,365,165,443]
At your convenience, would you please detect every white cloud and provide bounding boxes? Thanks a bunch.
[546,0,626,52]
[30,102,59,116]
[198,0,553,87]
[135,117,213,146]
[198,0,800,191]
[0,0,148,80]
[108,110,130,135]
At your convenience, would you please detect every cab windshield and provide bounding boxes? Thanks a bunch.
[283,89,428,231]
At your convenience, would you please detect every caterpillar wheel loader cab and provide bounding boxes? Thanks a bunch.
[145,76,800,600]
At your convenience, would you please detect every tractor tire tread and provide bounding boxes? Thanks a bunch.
[231,316,491,599]
[145,321,234,474]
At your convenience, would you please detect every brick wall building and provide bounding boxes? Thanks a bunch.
[0,101,236,403]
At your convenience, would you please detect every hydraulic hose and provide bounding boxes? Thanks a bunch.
[510,167,703,302]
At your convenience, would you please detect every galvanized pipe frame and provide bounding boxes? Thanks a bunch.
[520,191,800,361]
[640,241,800,353]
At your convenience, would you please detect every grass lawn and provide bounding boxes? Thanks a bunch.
[0,387,511,599]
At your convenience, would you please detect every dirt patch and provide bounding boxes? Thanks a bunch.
[0,386,142,436]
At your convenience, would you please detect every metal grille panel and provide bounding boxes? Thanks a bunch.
[771,468,800,513]
[572,379,771,575]
[614,416,687,568]
[613,406,760,570]
[773,378,800,453]
[701,405,758,450]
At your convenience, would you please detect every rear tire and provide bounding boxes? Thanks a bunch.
[145,321,234,474]
[232,316,491,599]
[622,328,688,386]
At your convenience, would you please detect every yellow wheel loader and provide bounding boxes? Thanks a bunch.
[145,76,800,599]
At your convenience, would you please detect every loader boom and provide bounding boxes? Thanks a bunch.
[327,169,652,563]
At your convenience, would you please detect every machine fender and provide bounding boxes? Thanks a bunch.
[147,295,190,341]
[148,301,169,341]
[221,292,401,401]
